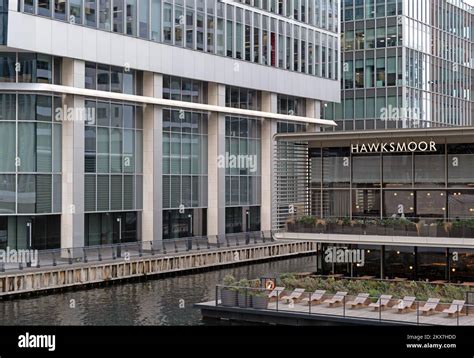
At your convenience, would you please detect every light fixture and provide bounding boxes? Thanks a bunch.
[427,193,431,197]
[394,193,398,196]
[452,268,456,273]
[410,193,414,196]
[397,251,400,255]
[367,250,371,253]
[409,266,413,270]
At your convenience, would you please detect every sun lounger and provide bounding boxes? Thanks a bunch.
[395,296,417,313]
[301,290,326,305]
[420,298,441,316]
[369,295,393,310]
[443,300,465,317]
[281,288,305,303]
[268,287,285,300]
[347,293,370,309]
[324,291,348,308]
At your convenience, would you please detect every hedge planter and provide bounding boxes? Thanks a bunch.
[237,292,252,308]
[251,296,269,310]
[221,288,238,307]
[365,224,378,235]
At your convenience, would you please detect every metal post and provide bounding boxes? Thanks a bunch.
[150,242,155,255]
[83,248,88,263]
[0,262,4,272]
[97,247,102,261]
[26,221,32,268]
[417,301,420,325]
[52,252,57,266]
[67,249,72,264]
[215,285,219,306]
[116,217,122,258]
[309,298,312,315]
[343,296,346,317]
[276,290,279,312]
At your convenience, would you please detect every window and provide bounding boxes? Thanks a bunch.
[69,0,83,24]
[85,0,97,27]
[138,0,149,39]
[99,0,111,30]
[150,0,161,41]
[54,0,67,20]
[125,0,137,36]
[113,0,124,33]
[38,0,52,17]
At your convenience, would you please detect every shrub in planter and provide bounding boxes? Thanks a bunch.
[237,279,252,308]
[251,290,269,309]
[450,221,463,238]
[221,274,238,307]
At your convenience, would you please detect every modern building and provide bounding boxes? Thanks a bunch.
[324,0,473,130]
[0,0,340,251]
[274,0,474,283]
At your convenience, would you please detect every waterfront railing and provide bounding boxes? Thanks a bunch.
[215,285,474,326]
[0,231,275,272]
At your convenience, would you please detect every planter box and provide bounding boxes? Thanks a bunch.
[365,225,378,236]
[385,227,395,236]
[450,226,463,238]
[376,226,386,236]
[237,292,252,308]
[251,296,269,310]
[221,289,238,307]
[315,224,326,234]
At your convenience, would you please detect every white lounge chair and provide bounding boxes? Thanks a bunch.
[281,288,305,304]
[347,293,370,309]
[395,296,417,313]
[420,298,441,316]
[443,300,465,317]
[369,295,393,310]
[301,290,326,305]
[324,292,348,308]
[268,287,285,301]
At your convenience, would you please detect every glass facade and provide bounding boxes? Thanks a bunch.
[0,52,61,84]
[0,93,62,250]
[0,0,7,45]
[84,99,144,244]
[309,143,474,221]
[85,62,138,95]
[324,0,473,130]
[224,86,262,233]
[18,0,339,80]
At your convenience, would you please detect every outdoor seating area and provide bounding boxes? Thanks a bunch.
[217,283,474,326]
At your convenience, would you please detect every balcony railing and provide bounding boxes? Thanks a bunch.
[286,217,474,238]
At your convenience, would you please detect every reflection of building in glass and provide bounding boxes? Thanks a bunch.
[325,0,473,130]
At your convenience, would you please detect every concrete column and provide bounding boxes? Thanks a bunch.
[61,59,85,252]
[306,99,322,132]
[142,72,163,246]
[261,92,278,232]
[207,83,226,241]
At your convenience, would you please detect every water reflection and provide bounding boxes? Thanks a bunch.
[0,256,316,326]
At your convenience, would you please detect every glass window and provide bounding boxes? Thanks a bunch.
[99,0,111,30]
[138,0,149,39]
[69,0,83,24]
[0,175,15,213]
[353,156,381,187]
[125,0,137,36]
[54,0,67,21]
[0,52,16,82]
[113,0,124,33]
[38,0,52,17]
[150,0,161,41]
[85,0,97,27]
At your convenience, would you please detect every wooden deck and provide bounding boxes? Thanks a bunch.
[197,300,474,326]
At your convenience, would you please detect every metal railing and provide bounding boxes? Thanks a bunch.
[215,285,474,326]
[0,231,275,273]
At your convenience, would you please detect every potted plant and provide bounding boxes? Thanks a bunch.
[220,274,238,307]
[315,219,326,234]
[237,279,252,308]
[251,289,269,309]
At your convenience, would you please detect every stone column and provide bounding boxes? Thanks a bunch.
[306,99,322,132]
[260,92,278,233]
[142,72,163,247]
[61,58,85,253]
[207,83,226,242]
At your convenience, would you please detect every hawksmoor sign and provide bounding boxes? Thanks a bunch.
[351,140,437,154]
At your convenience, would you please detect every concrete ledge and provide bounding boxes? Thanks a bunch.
[275,232,474,249]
